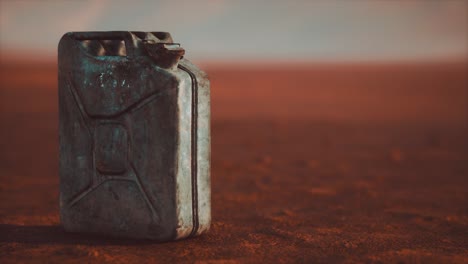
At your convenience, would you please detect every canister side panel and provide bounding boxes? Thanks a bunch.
[179,59,211,236]
[174,69,194,239]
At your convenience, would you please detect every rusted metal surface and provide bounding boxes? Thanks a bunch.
[58,31,210,241]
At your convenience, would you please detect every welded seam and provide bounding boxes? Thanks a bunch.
[178,64,199,237]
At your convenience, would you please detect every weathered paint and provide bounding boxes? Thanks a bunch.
[58,31,210,241]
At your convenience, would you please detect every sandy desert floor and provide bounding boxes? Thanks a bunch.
[0,61,467,263]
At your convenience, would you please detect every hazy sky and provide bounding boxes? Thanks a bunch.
[1,0,467,62]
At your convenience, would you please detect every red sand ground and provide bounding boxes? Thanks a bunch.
[0,61,467,263]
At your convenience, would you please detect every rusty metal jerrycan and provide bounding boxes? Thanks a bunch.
[58,31,210,241]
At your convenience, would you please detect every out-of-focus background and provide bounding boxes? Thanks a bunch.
[1,1,467,263]
[1,0,467,62]
[1,0,467,122]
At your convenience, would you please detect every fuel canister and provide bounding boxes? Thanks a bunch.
[58,31,210,241]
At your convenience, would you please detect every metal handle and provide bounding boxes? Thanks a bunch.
[71,31,136,58]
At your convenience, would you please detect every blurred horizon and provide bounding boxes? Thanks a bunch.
[1,0,467,64]
[1,0,467,124]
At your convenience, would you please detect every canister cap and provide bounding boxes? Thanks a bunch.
[144,42,185,70]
